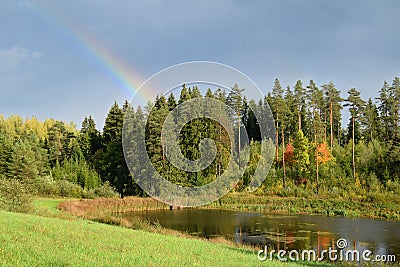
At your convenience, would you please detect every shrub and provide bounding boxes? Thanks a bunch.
[386,179,400,194]
[93,182,118,198]
[34,176,59,196]
[366,192,386,203]
[56,180,84,198]
[0,178,32,213]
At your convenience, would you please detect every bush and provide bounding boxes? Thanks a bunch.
[34,177,84,198]
[386,179,400,194]
[0,178,32,213]
[34,176,59,196]
[366,192,386,203]
[93,182,118,198]
[56,180,84,198]
[33,175,117,199]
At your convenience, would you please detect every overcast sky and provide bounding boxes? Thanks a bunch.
[1,0,399,129]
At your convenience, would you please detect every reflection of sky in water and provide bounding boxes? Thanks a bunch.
[125,209,400,258]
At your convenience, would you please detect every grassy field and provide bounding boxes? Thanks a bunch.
[33,197,65,214]
[0,208,331,266]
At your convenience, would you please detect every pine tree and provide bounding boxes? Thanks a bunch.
[376,81,397,141]
[306,80,324,191]
[344,88,366,181]
[214,88,231,179]
[46,121,70,166]
[363,98,380,142]
[227,84,245,165]
[270,79,285,166]
[294,80,306,132]
[390,77,400,140]
[269,79,289,188]
[284,86,297,143]
[307,80,324,144]
[322,82,343,148]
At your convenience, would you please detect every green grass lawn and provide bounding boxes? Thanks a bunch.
[0,209,321,267]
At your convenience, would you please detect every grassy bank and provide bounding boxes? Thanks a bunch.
[17,195,396,266]
[0,208,325,266]
[59,193,400,221]
[58,196,169,216]
[205,193,400,220]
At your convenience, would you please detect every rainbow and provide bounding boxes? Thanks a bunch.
[36,3,153,105]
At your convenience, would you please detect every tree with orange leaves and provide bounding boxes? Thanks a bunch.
[284,143,294,168]
[316,142,332,164]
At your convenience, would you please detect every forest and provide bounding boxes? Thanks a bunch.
[1,77,400,211]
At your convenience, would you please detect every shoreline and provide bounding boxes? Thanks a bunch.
[57,193,400,221]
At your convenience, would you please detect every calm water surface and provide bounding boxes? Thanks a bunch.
[123,209,400,258]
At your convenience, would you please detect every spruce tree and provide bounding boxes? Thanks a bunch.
[101,102,132,197]
[103,102,124,145]
[167,93,177,111]
[7,140,39,182]
[78,116,100,163]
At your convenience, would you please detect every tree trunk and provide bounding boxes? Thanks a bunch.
[313,103,319,193]
[313,105,316,144]
[324,110,327,143]
[237,112,241,167]
[330,100,333,148]
[395,100,399,140]
[282,126,286,189]
[298,103,302,131]
[219,114,222,177]
[275,114,279,164]
[352,114,356,181]
[162,143,165,163]
[315,132,319,194]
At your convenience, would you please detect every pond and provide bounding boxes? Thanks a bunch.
[123,209,400,261]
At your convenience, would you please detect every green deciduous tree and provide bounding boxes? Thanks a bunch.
[293,130,310,179]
